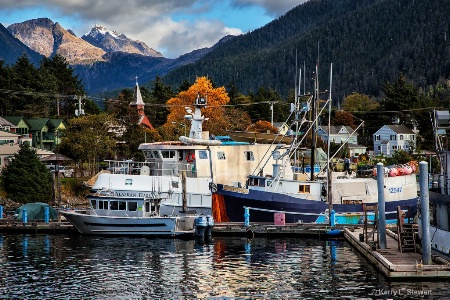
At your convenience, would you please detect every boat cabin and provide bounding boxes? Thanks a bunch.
[89,197,161,217]
[246,175,324,200]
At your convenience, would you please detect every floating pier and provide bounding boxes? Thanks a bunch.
[344,226,450,279]
[0,219,77,234]
[213,222,345,238]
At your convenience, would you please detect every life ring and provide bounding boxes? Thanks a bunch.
[186,152,195,163]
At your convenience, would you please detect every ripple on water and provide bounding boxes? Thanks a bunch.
[0,235,447,299]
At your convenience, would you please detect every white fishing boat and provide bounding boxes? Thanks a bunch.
[418,110,450,260]
[60,195,197,237]
[215,64,419,224]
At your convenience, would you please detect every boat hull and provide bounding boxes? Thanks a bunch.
[61,211,196,237]
[418,223,450,261]
[216,184,418,224]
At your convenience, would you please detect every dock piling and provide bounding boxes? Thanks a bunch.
[244,207,250,227]
[376,163,386,249]
[44,206,50,223]
[22,208,27,224]
[0,206,3,219]
[419,161,432,265]
[330,210,336,227]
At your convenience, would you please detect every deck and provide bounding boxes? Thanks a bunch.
[344,227,450,279]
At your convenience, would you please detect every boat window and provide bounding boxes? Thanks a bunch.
[217,151,226,160]
[244,151,254,161]
[125,179,132,186]
[118,201,126,210]
[90,199,97,209]
[198,150,208,159]
[152,151,161,159]
[299,184,311,193]
[99,200,108,209]
[110,201,118,210]
[161,150,176,159]
[172,181,179,188]
[259,178,265,187]
[267,180,272,187]
[128,202,137,211]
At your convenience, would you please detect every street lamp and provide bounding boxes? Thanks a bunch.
[172,122,186,136]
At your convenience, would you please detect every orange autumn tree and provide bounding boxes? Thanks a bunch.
[246,120,279,133]
[164,77,231,137]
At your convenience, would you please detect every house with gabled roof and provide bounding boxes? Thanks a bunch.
[0,117,17,133]
[27,118,66,150]
[317,125,359,145]
[273,122,290,135]
[4,116,30,135]
[373,124,416,156]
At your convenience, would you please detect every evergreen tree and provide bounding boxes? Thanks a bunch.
[0,142,53,204]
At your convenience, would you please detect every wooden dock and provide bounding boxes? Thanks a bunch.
[0,219,78,234]
[344,227,450,279]
[213,222,345,238]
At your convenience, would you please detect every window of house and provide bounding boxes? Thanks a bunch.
[390,135,396,140]
[299,185,310,193]
[377,145,381,151]
[400,135,403,140]
[375,135,380,141]
[392,145,397,150]
[244,151,254,161]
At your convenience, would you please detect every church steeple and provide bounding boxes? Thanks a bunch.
[129,77,154,129]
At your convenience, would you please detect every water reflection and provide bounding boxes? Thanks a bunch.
[0,234,447,299]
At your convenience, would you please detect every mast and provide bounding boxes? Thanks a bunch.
[310,64,318,180]
[327,63,333,217]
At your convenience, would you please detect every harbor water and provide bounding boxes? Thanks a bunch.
[0,234,448,299]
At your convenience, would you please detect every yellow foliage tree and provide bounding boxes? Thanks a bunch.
[164,77,231,136]
[341,93,379,112]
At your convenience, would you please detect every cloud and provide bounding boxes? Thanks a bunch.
[0,0,300,58]
[230,0,308,17]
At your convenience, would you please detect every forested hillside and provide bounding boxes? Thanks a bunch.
[162,0,450,101]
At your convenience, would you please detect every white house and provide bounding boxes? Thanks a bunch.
[273,122,290,135]
[317,125,358,144]
[373,125,416,156]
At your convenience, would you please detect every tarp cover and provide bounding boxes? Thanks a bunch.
[15,202,58,220]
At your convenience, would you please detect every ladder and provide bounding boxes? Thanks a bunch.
[363,204,378,249]
[396,206,418,253]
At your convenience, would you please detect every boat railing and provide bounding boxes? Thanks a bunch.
[104,159,199,178]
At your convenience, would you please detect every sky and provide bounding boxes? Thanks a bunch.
[0,0,307,58]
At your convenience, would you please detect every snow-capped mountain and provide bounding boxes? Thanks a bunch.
[82,24,163,58]
[7,18,106,65]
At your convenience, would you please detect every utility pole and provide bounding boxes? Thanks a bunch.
[270,102,274,125]
[75,96,85,116]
